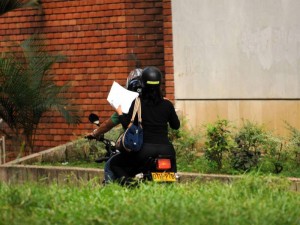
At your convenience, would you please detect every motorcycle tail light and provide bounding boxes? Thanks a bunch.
[156,158,171,170]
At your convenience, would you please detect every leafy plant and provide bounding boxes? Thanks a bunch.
[203,119,235,170]
[285,122,300,166]
[168,117,201,163]
[0,0,40,16]
[262,134,291,174]
[230,120,267,171]
[0,34,80,153]
[71,138,106,162]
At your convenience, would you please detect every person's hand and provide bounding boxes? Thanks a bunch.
[85,128,98,140]
[115,105,123,115]
[85,132,95,140]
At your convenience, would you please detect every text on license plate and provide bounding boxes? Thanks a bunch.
[151,172,176,182]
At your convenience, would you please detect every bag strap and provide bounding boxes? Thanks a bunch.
[137,98,142,124]
[128,97,142,127]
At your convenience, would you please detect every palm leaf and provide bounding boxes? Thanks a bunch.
[0,0,40,16]
[0,56,26,130]
[0,34,81,151]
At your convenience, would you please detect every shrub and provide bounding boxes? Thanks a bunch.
[264,133,293,174]
[285,122,300,166]
[71,138,106,162]
[203,119,235,170]
[168,117,201,163]
[231,120,267,171]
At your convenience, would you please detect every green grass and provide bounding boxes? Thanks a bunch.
[177,156,300,178]
[0,175,299,225]
[34,161,103,169]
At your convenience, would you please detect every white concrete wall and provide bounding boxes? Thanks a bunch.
[172,0,300,99]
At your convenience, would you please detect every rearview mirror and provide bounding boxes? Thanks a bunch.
[88,113,100,126]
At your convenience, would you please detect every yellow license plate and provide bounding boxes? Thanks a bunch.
[151,172,176,182]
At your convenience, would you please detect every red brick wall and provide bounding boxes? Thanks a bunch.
[162,0,174,100]
[0,0,174,160]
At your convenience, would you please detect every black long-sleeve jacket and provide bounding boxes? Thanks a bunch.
[119,98,180,145]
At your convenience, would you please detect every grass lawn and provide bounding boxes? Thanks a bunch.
[0,175,299,225]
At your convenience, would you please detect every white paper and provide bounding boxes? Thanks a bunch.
[107,81,139,114]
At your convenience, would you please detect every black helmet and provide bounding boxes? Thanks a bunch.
[142,66,162,86]
[126,68,143,94]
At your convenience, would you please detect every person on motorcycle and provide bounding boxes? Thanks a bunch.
[86,68,143,183]
[110,66,180,185]
[87,68,143,139]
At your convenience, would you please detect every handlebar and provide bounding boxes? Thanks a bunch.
[85,133,104,141]
[86,113,118,163]
[84,133,118,164]
[85,134,115,147]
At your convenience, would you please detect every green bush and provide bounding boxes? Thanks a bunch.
[231,120,268,171]
[203,119,235,170]
[285,122,300,166]
[261,133,292,174]
[168,117,201,164]
[71,138,105,162]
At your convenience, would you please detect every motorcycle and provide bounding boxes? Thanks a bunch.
[87,113,179,183]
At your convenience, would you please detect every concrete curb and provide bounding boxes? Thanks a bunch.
[0,164,300,191]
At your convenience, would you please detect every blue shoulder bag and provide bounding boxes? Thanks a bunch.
[116,97,143,152]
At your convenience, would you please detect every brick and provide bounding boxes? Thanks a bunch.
[135,14,155,21]
[165,88,174,95]
[135,2,154,9]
